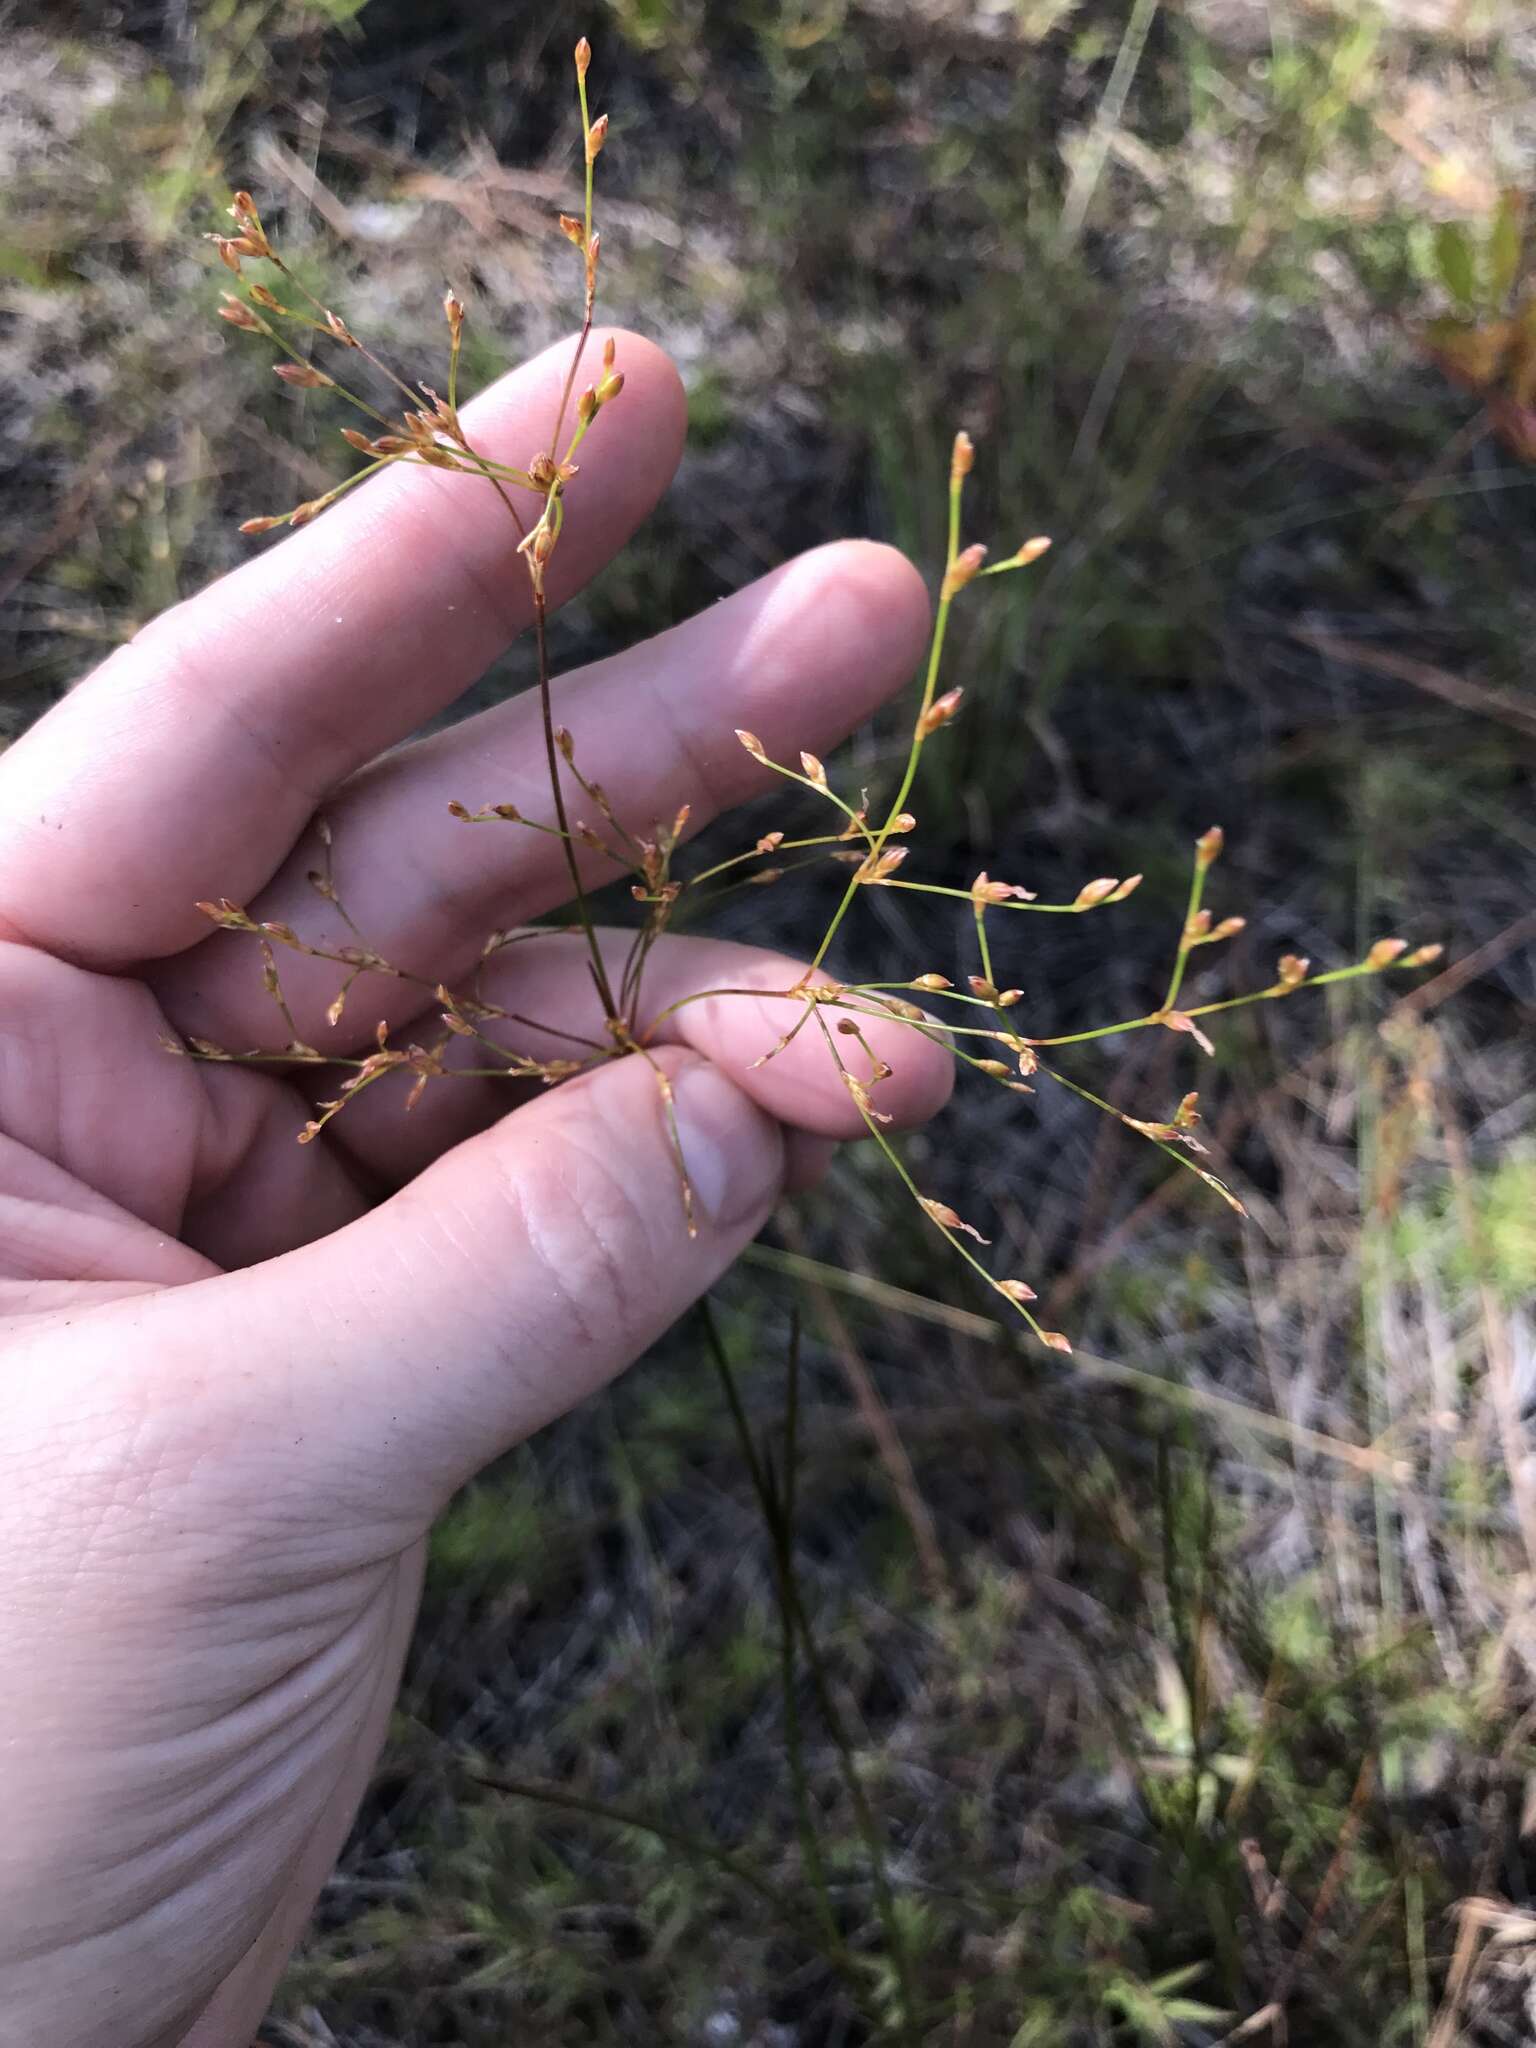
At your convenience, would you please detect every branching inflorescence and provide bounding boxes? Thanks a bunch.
[184,37,1441,1350]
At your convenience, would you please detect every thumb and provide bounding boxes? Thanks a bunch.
[124,1048,786,1524]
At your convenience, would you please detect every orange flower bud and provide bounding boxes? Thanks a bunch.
[1074,877,1120,911]
[1195,826,1224,869]
[919,1197,990,1244]
[586,113,609,162]
[919,687,964,736]
[940,543,987,600]
[273,361,333,388]
[996,1279,1037,1306]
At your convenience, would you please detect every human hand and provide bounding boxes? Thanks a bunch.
[0,331,951,2047]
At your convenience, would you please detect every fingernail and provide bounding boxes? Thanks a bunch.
[670,1060,784,1229]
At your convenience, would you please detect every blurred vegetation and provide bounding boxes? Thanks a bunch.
[3,0,1535,2042]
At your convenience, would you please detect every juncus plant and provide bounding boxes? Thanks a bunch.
[196,38,1440,1349]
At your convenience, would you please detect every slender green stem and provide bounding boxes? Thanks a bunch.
[803,462,966,977]
[686,833,850,888]
[811,1009,1044,1348]
[532,592,619,1023]
[700,1307,856,1980]
[465,1763,795,1921]
[1162,849,1211,1012]
[871,879,1083,913]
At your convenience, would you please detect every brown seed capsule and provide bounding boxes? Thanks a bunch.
[586,113,609,162]
[1195,825,1224,869]
[1183,909,1213,941]
[911,973,952,991]
[1209,916,1246,941]
[890,812,916,834]
[558,213,586,247]
[1403,942,1444,967]
[940,543,987,600]
[919,687,964,736]
[951,429,974,482]
[238,514,286,534]
[1174,1091,1201,1128]
[596,369,624,404]
[799,751,827,787]
[842,1072,891,1123]
[577,386,598,423]
[975,1059,1011,1077]
[603,335,617,370]
[575,36,592,77]
[747,867,784,886]
[1162,1010,1216,1054]
[324,309,359,347]
[755,832,784,855]
[287,499,324,528]
[855,846,907,884]
[919,1197,990,1244]
[340,427,374,452]
[968,976,999,1001]
[218,298,262,331]
[1108,874,1143,902]
[735,729,767,760]
[1039,1331,1073,1354]
[1276,954,1310,988]
[273,361,333,388]
[443,289,465,338]
[196,898,253,927]
[1014,535,1052,565]
[1366,937,1408,968]
[996,1279,1037,1306]
[1074,877,1120,910]
[971,871,1037,904]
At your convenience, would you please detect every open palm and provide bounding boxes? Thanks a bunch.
[0,330,950,2047]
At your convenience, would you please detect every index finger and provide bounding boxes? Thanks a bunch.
[0,327,685,968]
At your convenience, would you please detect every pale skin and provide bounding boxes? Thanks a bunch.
[0,329,954,2047]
